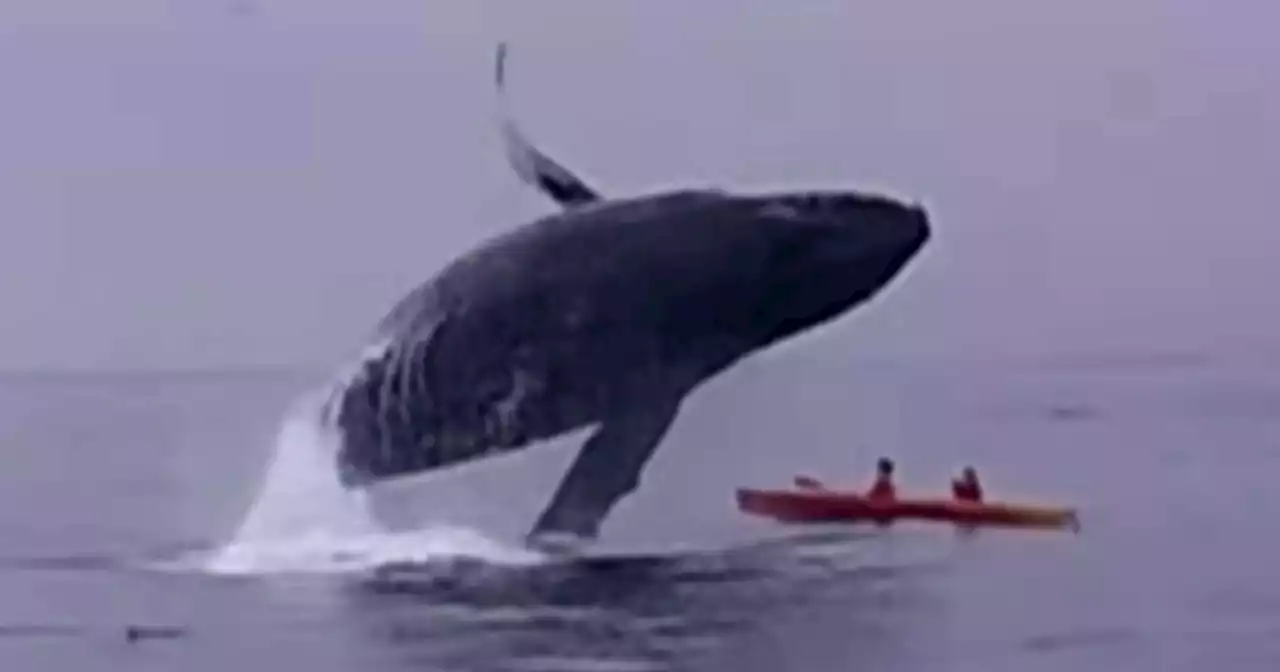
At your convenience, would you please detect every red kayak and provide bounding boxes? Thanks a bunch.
[736,481,1079,531]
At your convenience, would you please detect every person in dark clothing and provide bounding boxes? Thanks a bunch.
[867,457,897,501]
[951,466,984,503]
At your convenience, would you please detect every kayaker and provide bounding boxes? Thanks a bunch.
[866,457,897,500]
[793,474,824,490]
[951,466,983,503]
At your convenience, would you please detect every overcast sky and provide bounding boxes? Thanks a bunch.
[0,0,1274,371]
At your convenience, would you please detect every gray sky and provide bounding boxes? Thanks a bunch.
[0,0,1275,371]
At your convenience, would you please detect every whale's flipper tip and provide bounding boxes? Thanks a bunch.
[525,531,589,558]
[494,41,508,87]
[491,38,602,210]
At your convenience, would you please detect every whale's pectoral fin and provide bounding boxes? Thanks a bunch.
[526,395,682,547]
[494,41,601,209]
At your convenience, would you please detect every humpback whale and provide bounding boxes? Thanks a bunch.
[326,43,932,549]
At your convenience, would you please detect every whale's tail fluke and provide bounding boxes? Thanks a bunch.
[494,41,602,209]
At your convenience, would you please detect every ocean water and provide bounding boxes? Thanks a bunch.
[1,353,1278,671]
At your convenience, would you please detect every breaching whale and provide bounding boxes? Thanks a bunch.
[325,43,932,549]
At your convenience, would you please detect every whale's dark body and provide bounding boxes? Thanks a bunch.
[327,44,932,547]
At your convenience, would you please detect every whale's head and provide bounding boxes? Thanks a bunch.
[735,189,932,346]
[764,189,930,281]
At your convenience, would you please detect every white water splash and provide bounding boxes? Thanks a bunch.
[201,525,543,576]
[186,358,544,576]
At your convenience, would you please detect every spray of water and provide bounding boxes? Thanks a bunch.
[187,343,545,576]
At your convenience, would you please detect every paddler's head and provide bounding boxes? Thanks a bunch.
[877,458,894,476]
[961,466,977,481]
